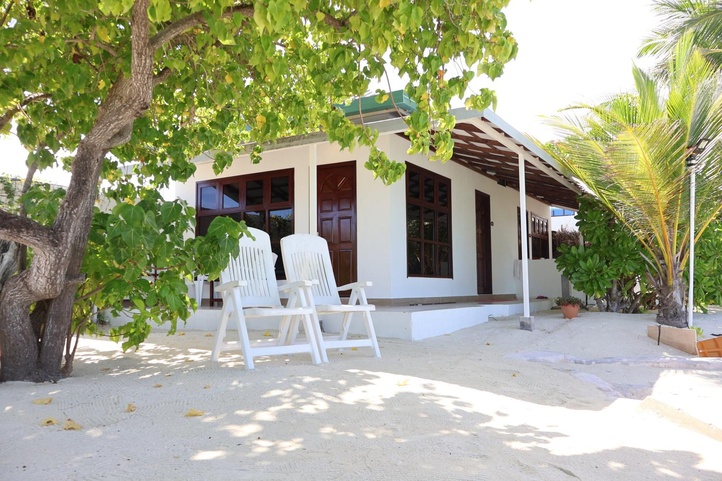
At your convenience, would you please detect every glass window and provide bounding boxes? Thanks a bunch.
[199,185,217,211]
[196,169,294,278]
[407,171,420,199]
[518,210,550,260]
[244,210,265,230]
[406,163,452,278]
[222,183,240,209]
[246,180,264,206]
[270,176,289,203]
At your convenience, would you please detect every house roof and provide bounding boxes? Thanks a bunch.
[438,109,580,210]
[192,106,581,210]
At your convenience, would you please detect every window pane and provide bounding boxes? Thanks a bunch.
[407,241,421,275]
[438,182,448,207]
[407,170,420,199]
[423,244,436,275]
[271,243,285,278]
[269,208,293,240]
[244,210,265,230]
[439,246,450,277]
[424,177,434,202]
[197,216,214,236]
[423,208,435,240]
[200,186,217,211]
[271,176,289,203]
[222,183,240,209]
[438,212,449,243]
[246,180,264,206]
[407,205,421,239]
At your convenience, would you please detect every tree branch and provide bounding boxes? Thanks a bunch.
[321,10,353,30]
[0,93,52,132]
[0,0,13,29]
[153,67,173,87]
[0,209,58,251]
[149,5,254,52]
[66,38,118,57]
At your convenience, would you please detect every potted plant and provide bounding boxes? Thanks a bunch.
[554,296,584,319]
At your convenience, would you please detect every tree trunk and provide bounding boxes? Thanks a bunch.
[0,0,153,382]
[655,271,688,328]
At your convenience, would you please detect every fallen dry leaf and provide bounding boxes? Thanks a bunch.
[62,419,82,431]
[263,331,272,337]
[185,409,204,417]
[351,347,358,351]
[178,332,186,336]
[203,385,211,390]
[396,379,409,387]
[204,333,213,337]
[153,383,163,388]
[184,359,193,363]
[125,403,137,413]
[40,418,59,426]
[32,398,52,405]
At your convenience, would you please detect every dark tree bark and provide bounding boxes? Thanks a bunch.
[0,0,154,382]
[0,0,257,382]
[653,265,688,328]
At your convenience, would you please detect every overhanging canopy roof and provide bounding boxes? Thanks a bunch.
[441,110,580,210]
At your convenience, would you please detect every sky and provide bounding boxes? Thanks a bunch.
[0,0,660,182]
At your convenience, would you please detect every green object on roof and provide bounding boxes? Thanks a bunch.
[340,90,417,120]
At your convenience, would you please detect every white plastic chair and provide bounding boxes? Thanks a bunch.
[186,275,207,307]
[211,228,321,370]
[281,234,381,362]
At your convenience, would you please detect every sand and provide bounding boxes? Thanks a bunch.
[1,309,722,481]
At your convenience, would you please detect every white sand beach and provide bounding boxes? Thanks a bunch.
[2,309,722,480]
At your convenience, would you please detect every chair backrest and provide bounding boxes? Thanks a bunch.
[281,234,342,306]
[220,228,282,308]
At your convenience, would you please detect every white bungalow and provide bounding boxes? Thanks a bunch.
[174,95,581,340]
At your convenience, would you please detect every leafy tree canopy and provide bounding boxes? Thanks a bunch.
[2,0,517,185]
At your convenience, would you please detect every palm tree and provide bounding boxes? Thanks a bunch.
[545,37,722,327]
[641,0,722,70]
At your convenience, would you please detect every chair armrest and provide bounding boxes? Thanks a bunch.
[278,279,319,291]
[216,280,248,292]
[337,281,373,291]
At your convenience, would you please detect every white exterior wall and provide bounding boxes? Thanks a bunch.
[176,132,565,301]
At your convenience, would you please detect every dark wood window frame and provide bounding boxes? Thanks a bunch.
[406,163,452,278]
[517,208,550,260]
[196,168,294,278]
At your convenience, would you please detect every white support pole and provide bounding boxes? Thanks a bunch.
[309,144,318,235]
[688,164,696,328]
[518,152,531,319]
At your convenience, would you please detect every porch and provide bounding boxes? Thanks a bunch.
[110,295,552,341]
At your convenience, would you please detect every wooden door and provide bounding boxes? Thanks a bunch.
[317,162,357,287]
[476,190,492,294]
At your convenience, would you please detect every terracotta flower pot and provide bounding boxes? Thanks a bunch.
[560,304,580,320]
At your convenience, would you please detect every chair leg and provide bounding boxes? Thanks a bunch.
[310,311,329,363]
[229,292,256,370]
[277,315,293,345]
[339,312,354,341]
[211,295,232,362]
[301,313,322,365]
[363,311,382,358]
